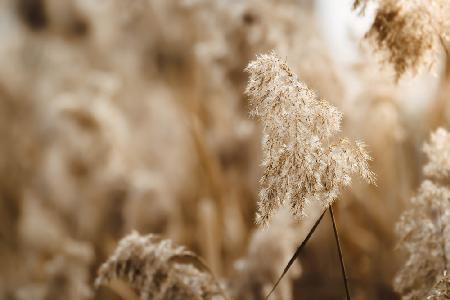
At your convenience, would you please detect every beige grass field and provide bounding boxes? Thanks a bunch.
[0,0,448,299]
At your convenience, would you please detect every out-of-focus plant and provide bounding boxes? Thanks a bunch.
[394,128,450,300]
[355,0,450,79]
[96,231,226,300]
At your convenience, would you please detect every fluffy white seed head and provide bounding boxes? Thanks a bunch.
[96,231,225,300]
[245,52,375,225]
[394,128,450,300]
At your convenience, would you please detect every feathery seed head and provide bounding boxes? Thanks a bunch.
[96,231,225,300]
[394,128,450,300]
[358,0,449,79]
[245,52,375,225]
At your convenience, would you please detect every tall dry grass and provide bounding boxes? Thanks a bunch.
[0,0,449,299]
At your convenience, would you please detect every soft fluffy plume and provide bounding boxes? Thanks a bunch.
[356,0,449,79]
[96,231,225,300]
[245,52,375,225]
[394,128,450,300]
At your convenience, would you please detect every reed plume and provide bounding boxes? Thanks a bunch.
[355,0,449,79]
[394,128,450,300]
[96,231,226,300]
[245,52,375,225]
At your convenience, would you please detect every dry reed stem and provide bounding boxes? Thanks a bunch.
[329,206,351,300]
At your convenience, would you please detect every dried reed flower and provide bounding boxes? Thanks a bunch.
[359,0,449,79]
[245,52,374,225]
[426,273,450,300]
[96,231,225,300]
[394,128,450,300]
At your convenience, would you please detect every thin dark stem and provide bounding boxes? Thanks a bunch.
[437,205,449,294]
[329,206,351,300]
[438,205,449,271]
[265,209,327,300]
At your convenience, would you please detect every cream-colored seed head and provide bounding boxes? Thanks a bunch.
[356,0,450,79]
[96,232,225,300]
[394,128,450,300]
[245,52,375,225]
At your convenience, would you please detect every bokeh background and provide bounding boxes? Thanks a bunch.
[0,0,448,299]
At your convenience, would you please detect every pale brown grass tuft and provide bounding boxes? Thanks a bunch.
[96,231,226,300]
[245,52,375,225]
